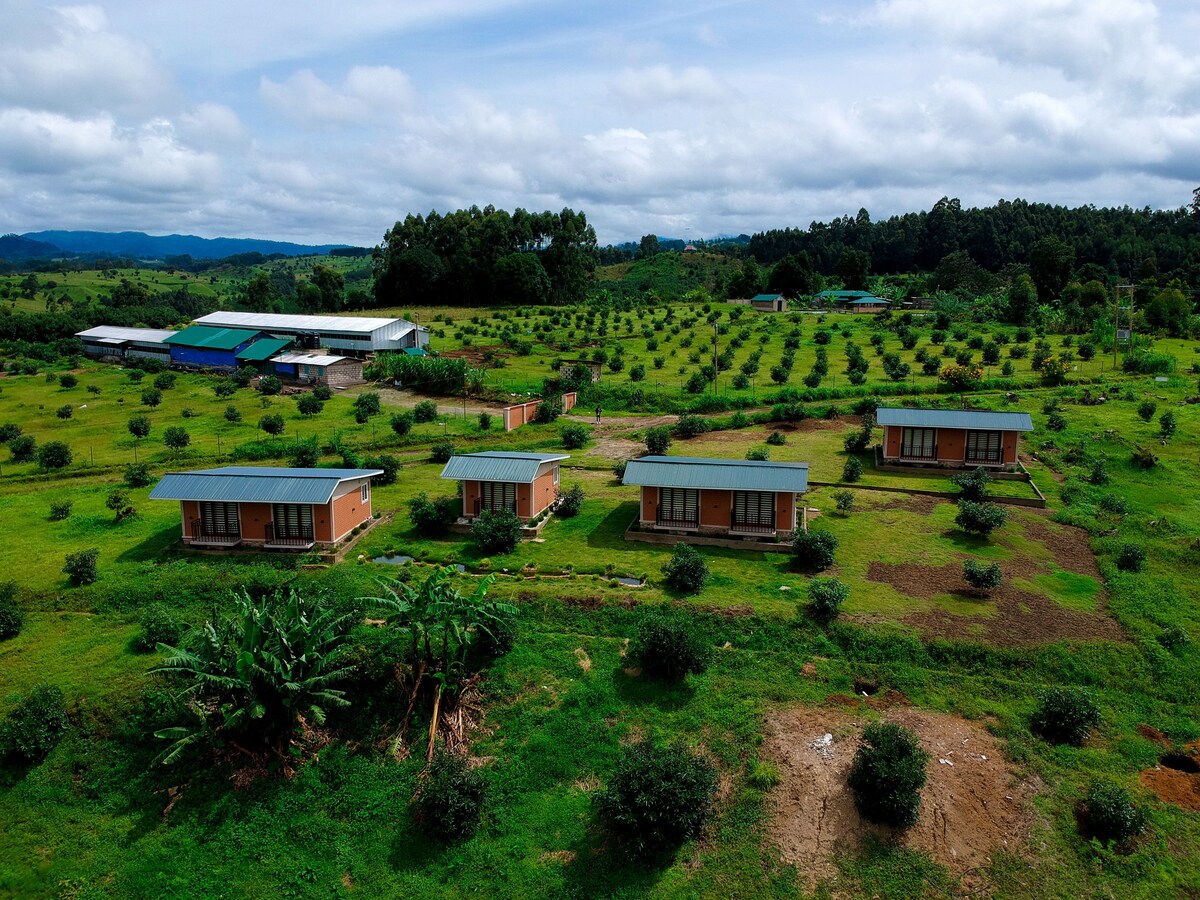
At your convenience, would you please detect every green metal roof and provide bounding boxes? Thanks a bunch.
[235,338,293,361]
[750,294,783,301]
[401,347,428,356]
[440,452,568,484]
[815,290,874,298]
[876,407,1034,431]
[150,466,382,504]
[623,456,809,493]
[162,326,263,350]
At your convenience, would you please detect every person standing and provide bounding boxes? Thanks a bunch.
[594,405,602,424]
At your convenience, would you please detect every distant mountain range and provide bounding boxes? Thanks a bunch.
[14,231,354,260]
[0,233,62,260]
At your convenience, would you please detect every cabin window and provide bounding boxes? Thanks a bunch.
[199,501,239,535]
[901,427,937,459]
[480,481,516,512]
[361,483,369,503]
[733,491,776,528]
[553,465,559,485]
[658,487,699,526]
[272,503,313,537]
[966,430,1003,463]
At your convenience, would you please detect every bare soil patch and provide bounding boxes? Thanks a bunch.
[1020,512,1102,580]
[763,704,1038,891]
[1140,766,1200,811]
[872,493,943,515]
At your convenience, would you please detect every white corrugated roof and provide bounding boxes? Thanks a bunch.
[77,326,178,343]
[195,311,410,334]
[272,352,355,366]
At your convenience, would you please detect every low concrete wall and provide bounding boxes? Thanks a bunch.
[807,480,1047,509]
[502,392,577,431]
[624,519,793,553]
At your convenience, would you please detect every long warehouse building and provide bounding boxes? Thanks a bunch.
[191,312,428,356]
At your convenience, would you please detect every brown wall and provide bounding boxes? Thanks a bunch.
[238,502,272,542]
[463,480,481,518]
[776,492,795,531]
[1002,431,1019,464]
[937,428,966,462]
[883,424,1021,465]
[884,425,902,458]
[530,467,558,517]
[330,480,371,540]
[699,489,731,527]
[181,500,198,536]
[516,483,531,518]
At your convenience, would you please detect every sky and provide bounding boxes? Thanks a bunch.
[0,0,1197,246]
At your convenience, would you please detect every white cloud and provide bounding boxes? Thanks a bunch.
[260,65,414,127]
[611,65,732,108]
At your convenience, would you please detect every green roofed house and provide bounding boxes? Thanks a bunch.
[150,466,382,550]
[876,407,1034,470]
[162,326,270,370]
[729,293,787,312]
[440,452,569,521]
[814,290,891,312]
[622,456,809,546]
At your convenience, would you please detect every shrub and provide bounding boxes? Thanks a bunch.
[832,490,855,513]
[408,493,460,536]
[745,446,769,461]
[955,500,1008,536]
[1097,494,1128,516]
[629,609,712,681]
[1130,446,1158,469]
[598,739,718,858]
[124,462,153,488]
[363,454,400,486]
[259,375,282,396]
[312,385,332,401]
[134,603,185,652]
[0,423,21,443]
[675,414,709,438]
[259,413,285,436]
[296,394,324,417]
[847,722,930,828]
[766,430,786,446]
[106,489,135,521]
[1137,401,1157,422]
[842,457,863,482]
[353,391,381,421]
[0,587,23,640]
[55,403,73,420]
[163,426,190,451]
[807,577,849,623]
[413,400,438,422]
[613,459,628,479]
[390,411,415,436]
[213,379,238,398]
[791,528,838,571]
[412,749,487,842]
[1031,686,1100,746]
[0,685,69,762]
[58,373,78,389]
[9,434,36,461]
[560,423,589,449]
[534,394,563,423]
[1045,412,1067,432]
[141,387,163,407]
[472,509,523,554]
[1086,458,1109,486]
[843,427,871,453]
[1159,625,1190,652]
[951,466,991,501]
[430,441,455,463]
[963,559,1002,590]
[477,411,492,431]
[1115,543,1146,572]
[1082,781,1145,846]
[49,500,72,521]
[153,372,176,391]
[661,542,710,594]
[645,425,671,455]
[223,405,242,423]
[63,548,99,585]
[288,439,320,468]
[36,440,72,469]
[557,484,584,518]
[1159,410,1177,437]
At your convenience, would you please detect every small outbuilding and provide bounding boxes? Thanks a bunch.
[270,351,365,387]
[876,407,1034,469]
[730,293,788,312]
[440,452,568,521]
[622,455,808,541]
[150,466,382,550]
[234,337,294,372]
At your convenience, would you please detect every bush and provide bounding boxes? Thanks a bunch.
[9,434,36,461]
[951,466,991,501]
[613,459,628,479]
[1031,686,1100,746]
[1158,625,1190,652]
[557,484,584,518]
[848,722,930,828]
[791,528,838,571]
[0,685,69,762]
[1082,781,1146,846]
[296,394,324,417]
[560,423,589,449]
[36,440,72,469]
[766,430,786,446]
[629,609,712,681]
[63,548,99,585]
[0,423,21,443]
[259,413,285,436]
[153,372,176,391]
[832,490,855,513]
[55,403,73,420]
[288,439,320,468]
[645,425,671,455]
[363,454,400,487]
[223,405,242,424]
[745,446,769,461]
[954,500,1008,536]
[807,577,849,623]
[1137,400,1157,422]
[106,489,135,521]
[472,509,523,554]
[123,462,153,488]
[213,379,238,398]
[843,427,871,453]
[259,375,282,396]
[675,414,709,438]
[353,391,381,421]
[1087,458,1109,486]
[390,411,414,436]
[408,493,460,536]
[0,588,23,640]
[598,739,718,858]
[661,542,710,594]
[58,373,78,389]
[140,387,163,407]
[312,385,332,401]
[842,456,863,482]
[1160,410,1177,437]
[163,426,190,451]
[412,749,487,842]
[1115,543,1146,572]
[413,400,438,422]
[477,411,492,431]
[134,603,185,653]
[1045,412,1067,432]
[1130,446,1158,469]
[534,394,563,423]
[963,559,1002,590]
[430,441,455,463]
[49,500,72,520]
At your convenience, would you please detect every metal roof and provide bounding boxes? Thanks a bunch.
[401,347,428,356]
[195,311,410,334]
[163,326,261,350]
[440,452,569,484]
[876,407,1034,431]
[815,290,875,298]
[750,294,783,301]
[851,297,890,304]
[76,326,178,343]
[623,456,809,493]
[272,351,356,366]
[150,466,383,504]
[235,338,293,361]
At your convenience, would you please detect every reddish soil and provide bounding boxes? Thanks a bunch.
[1136,724,1172,747]
[763,704,1038,891]
[1020,512,1103,579]
[1140,767,1200,811]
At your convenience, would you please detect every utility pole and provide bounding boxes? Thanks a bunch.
[1113,284,1134,368]
[712,321,719,398]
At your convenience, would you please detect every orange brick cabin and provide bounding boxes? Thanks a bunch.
[622,456,809,541]
[440,452,568,521]
[876,407,1033,470]
[150,466,382,550]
